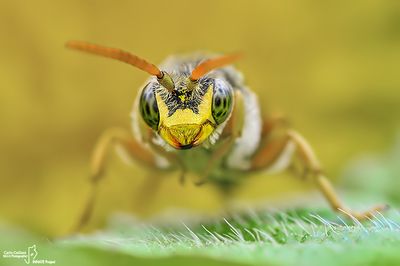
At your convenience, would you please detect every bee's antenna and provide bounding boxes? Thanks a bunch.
[66,40,175,91]
[189,53,242,82]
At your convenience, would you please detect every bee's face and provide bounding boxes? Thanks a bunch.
[139,77,233,149]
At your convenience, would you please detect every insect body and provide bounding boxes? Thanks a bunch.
[66,41,386,230]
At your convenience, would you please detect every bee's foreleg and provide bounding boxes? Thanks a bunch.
[74,127,161,232]
[146,139,187,184]
[250,129,387,220]
[200,90,245,183]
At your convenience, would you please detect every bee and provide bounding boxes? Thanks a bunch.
[66,41,386,230]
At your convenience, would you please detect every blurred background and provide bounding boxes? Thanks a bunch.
[0,0,399,237]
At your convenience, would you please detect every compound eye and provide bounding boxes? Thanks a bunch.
[211,80,233,125]
[139,83,160,130]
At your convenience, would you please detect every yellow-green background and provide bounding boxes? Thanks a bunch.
[0,0,399,237]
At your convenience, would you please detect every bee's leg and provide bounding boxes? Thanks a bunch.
[199,90,245,184]
[74,127,162,232]
[147,140,187,185]
[250,129,387,220]
[260,113,289,137]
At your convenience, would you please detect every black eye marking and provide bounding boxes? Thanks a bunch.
[215,96,221,107]
[212,80,233,125]
[152,99,158,111]
[145,103,150,115]
[139,82,160,130]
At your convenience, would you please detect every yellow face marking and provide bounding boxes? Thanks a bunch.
[155,84,216,149]
[178,94,186,102]
[156,85,214,126]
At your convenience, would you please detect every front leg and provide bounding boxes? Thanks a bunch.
[250,127,387,220]
[74,127,171,231]
[196,90,245,185]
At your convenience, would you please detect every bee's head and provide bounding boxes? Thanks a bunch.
[66,40,240,149]
[140,74,233,149]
